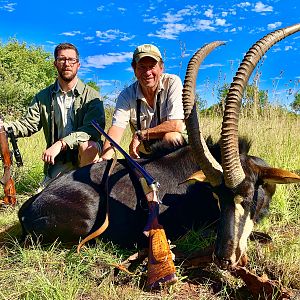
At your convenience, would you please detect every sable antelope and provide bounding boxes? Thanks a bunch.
[18,24,300,271]
[182,23,300,269]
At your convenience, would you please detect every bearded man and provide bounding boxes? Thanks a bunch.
[1,43,105,188]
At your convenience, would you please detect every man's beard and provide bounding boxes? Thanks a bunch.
[58,69,76,82]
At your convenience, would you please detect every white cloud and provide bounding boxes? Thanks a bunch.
[284,46,293,51]
[267,22,282,30]
[252,1,273,13]
[96,6,105,12]
[97,80,114,87]
[68,11,84,15]
[200,63,224,70]
[272,46,281,52]
[143,16,161,24]
[84,52,132,69]
[215,18,227,26]
[204,8,214,18]
[194,19,215,31]
[118,7,126,13]
[0,1,16,12]
[147,4,201,39]
[96,29,119,42]
[60,31,81,36]
[163,11,184,23]
[162,5,198,23]
[149,23,189,40]
[147,4,233,40]
[236,2,251,8]
[96,29,135,43]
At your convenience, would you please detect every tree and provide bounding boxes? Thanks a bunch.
[86,80,100,92]
[217,83,230,114]
[0,39,56,116]
[215,83,269,117]
[291,92,300,113]
[243,84,268,109]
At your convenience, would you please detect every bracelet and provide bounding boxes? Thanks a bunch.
[59,140,66,151]
[136,129,150,141]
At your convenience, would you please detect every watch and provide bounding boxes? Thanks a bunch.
[135,130,143,141]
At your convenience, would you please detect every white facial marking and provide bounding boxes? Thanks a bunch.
[229,195,254,266]
[230,195,246,264]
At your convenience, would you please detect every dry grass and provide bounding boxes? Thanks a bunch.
[0,111,299,299]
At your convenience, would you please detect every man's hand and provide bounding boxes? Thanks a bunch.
[42,140,65,165]
[129,134,141,158]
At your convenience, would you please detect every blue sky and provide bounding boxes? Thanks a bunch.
[0,0,299,107]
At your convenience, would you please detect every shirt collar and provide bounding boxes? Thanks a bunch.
[53,78,81,96]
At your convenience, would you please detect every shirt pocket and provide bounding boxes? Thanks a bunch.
[131,112,148,130]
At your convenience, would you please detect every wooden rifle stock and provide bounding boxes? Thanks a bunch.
[144,196,177,290]
[91,120,177,289]
[0,116,16,205]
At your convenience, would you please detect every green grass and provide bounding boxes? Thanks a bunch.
[0,111,300,299]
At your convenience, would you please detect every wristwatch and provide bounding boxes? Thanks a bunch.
[135,130,144,141]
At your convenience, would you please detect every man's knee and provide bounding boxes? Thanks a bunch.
[162,132,185,146]
[78,141,101,167]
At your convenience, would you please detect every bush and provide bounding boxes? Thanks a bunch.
[0,39,56,117]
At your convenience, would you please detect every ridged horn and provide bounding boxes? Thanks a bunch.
[221,23,300,188]
[183,41,225,187]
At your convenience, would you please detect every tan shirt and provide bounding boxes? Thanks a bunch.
[112,73,185,133]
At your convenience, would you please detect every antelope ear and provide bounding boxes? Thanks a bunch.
[178,170,208,185]
[260,167,300,184]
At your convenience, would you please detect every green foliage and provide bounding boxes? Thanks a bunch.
[201,83,271,117]
[86,80,100,92]
[216,82,229,113]
[291,92,300,112]
[0,39,56,116]
[242,84,269,117]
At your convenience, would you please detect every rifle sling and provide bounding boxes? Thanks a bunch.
[76,151,117,253]
[136,93,161,130]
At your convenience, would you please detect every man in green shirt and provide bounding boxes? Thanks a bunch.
[1,43,105,188]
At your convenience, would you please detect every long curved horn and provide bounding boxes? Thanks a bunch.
[183,41,225,187]
[221,23,300,188]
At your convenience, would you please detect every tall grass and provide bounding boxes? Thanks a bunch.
[0,109,299,299]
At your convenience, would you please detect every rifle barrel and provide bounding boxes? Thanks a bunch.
[91,120,157,187]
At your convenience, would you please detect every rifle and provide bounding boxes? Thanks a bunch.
[7,127,23,167]
[0,116,17,205]
[91,120,177,290]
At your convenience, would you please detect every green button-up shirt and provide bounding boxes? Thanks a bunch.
[7,78,105,149]
[6,78,105,175]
